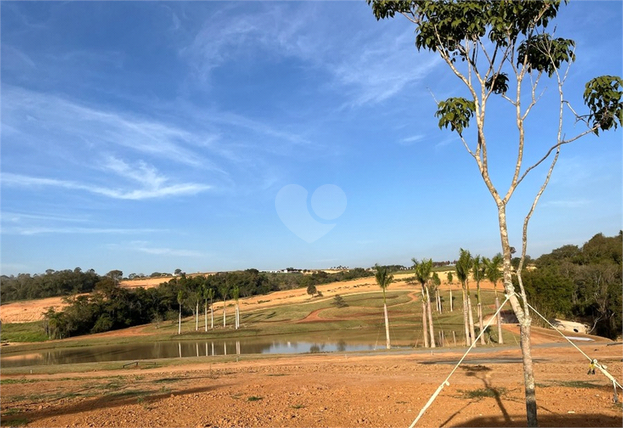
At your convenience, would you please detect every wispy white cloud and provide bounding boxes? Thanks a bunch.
[136,247,205,258]
[398,134,425,146]
[2,44,37,70]
[181,3,440,108]
[110,241,206,258]
[2,212,90,224]
[1,166,210,200]
[1,85,214,168]
[2,226,163,236]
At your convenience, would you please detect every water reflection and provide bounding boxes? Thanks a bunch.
[1,338,378,368]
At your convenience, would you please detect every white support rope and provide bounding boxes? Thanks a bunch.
[407,292,513,428]
[526,301,623,393]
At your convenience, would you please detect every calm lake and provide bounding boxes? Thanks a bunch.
[0,338,383,368]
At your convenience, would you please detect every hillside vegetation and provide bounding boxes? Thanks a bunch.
[520,232,622,339]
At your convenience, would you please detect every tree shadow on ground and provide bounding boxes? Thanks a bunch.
[450,413,623,427]
[3,383,231,426]
[462,364,511,424]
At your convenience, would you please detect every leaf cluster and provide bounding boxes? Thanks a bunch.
[516,34,575,77]
[583,75,623,134]
[435,97,475,135]
[370,1,563,57]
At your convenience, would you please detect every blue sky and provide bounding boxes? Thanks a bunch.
[1,1,621,277]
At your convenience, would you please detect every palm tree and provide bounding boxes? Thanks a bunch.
[201,281,209,332]
[232,285,240,330]
[374,264,394,349]
[485,254,504,344]
[194,290,201,331]
[177,289,185,335]
[432,272,442,312]
[206,287,215,330]
[455,249,475,346]
[446,271,454,312]
[472,255,487,344]
[412,258,435,348]
[218,284,230,328]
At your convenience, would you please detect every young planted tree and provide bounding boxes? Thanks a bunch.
[193,290,201,332]
[232,285,240,330]
[455,248,474,346]
[472,256,487,344]
[306,284,317,297]
[446,271,454,312]
[412,258,435,348]
[369,1,622,425]
[432,272,442,313]
[207,287,215,329]
[218,284,230,328]
[374,264,394,349]
[201,281,210,332]
[485,254,504,344]
[177,289,185,335]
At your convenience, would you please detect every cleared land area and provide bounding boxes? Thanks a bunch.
[1,275,621,427]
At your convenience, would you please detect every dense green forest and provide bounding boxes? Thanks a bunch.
[0,267,372,304]
[518,232,622,339]
[1,268,101,302]
[4,268,373,339]
[2,233,620,340]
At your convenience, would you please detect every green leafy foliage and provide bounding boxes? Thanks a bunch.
[583,75,623,134]
[517,34,575,76]
[455,248,473,286]
[412,258,433,287]
[333,294,348,308]
[369,1,563,57]
[435,97,475,135]
[35,268,372,339]
[0,268,100,302]
[306,284,317,296]
[519,267,575,320]
[523,232,622,339]
[485,73,509,95]
[374,264,394,302]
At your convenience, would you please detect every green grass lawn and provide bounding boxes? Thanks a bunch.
[1,287,516,361]
[1,321,48,342]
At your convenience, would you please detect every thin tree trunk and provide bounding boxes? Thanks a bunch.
[497,203,536,426]
[223,300,227,327]
[478,302,485,345]
[235,304,239,329]
[496,295,504,344]
[204,302,208,332]
[383,303,391,349]
[462,287,470,346]
[426,287,436,348]
[450,288,453,312]
[178,304,182,335]
[422,299,429,348]
[210,305,214,329]
[195,302,199,331]
[467,293,476,348]
[521,321,537,426]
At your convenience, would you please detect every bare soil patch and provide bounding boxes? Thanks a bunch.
[2,343,621,427]
[0,296,68,324]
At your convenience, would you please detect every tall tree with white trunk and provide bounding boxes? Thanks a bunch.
[374,264,394,350]
[368,1,622,425]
